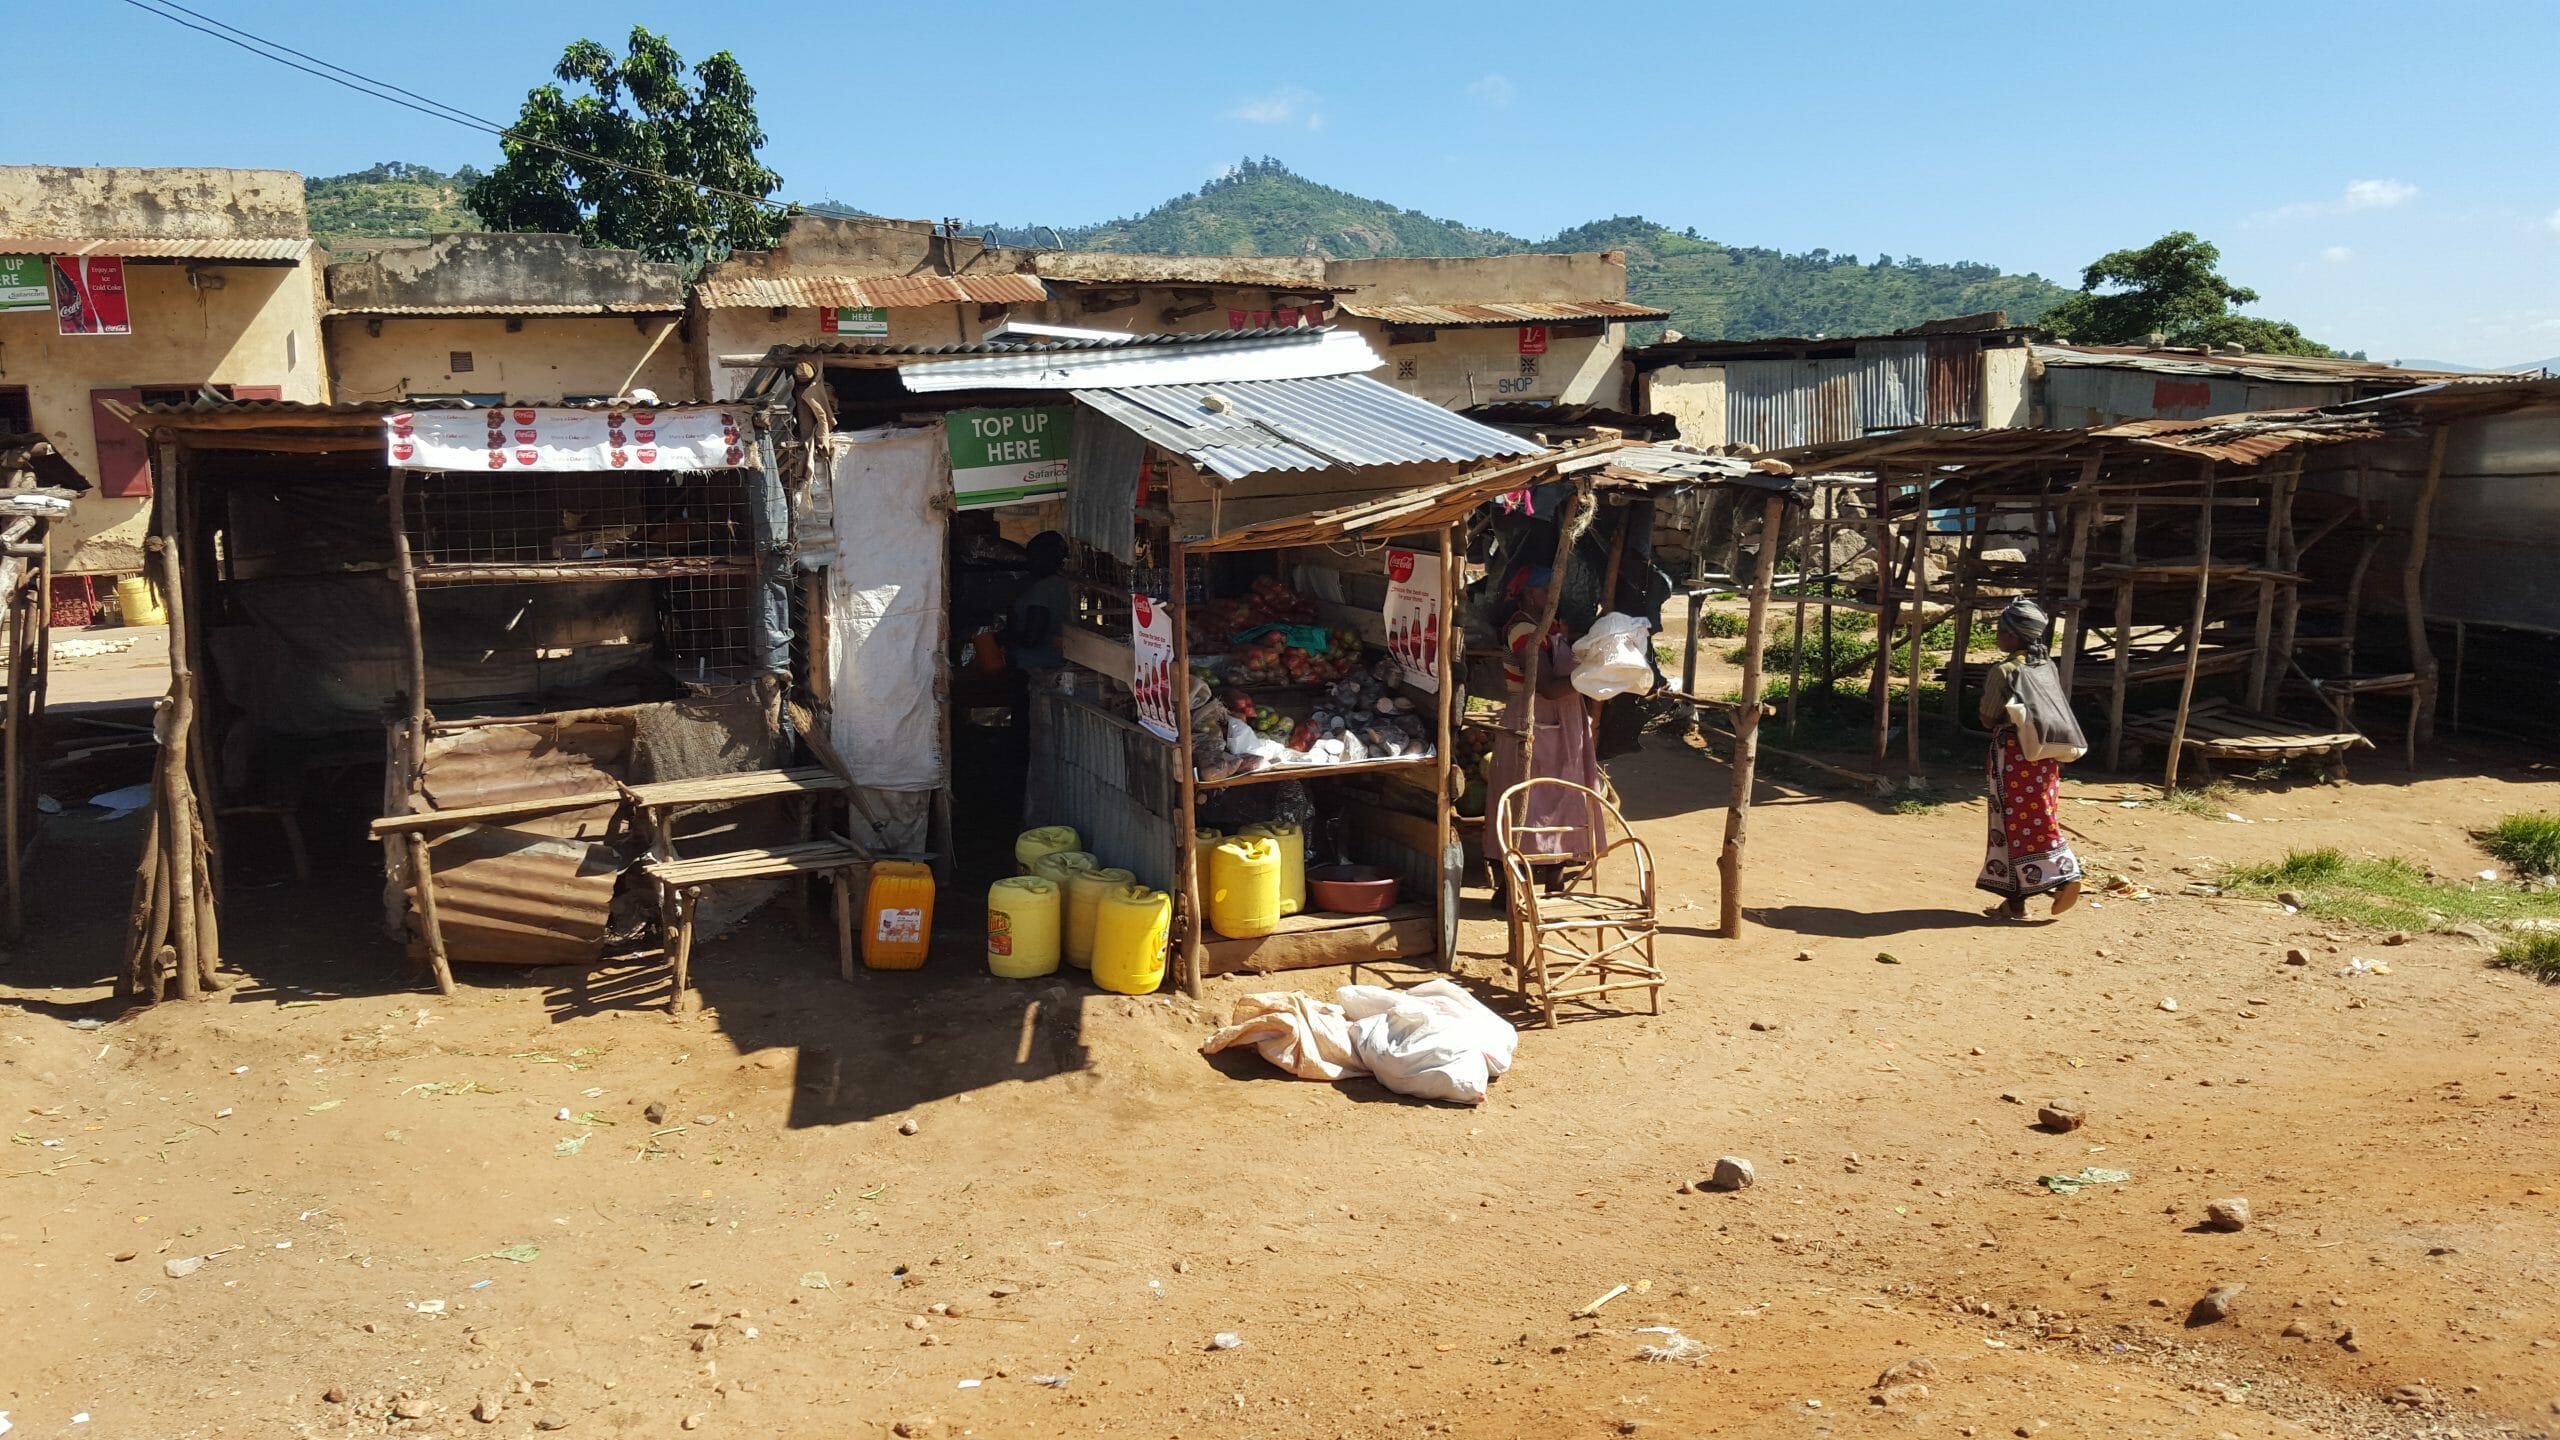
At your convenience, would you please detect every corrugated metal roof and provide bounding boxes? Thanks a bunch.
[327,301,681,317]
[1072,373,1540,481]
[1340,299,1669,327]
[780,327,1319,360]
[901,328,1380,394]
[694,271,1045,309]
[2034,344,2521,388]
[0,236,311,262]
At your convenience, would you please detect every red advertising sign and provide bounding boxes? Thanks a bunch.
[54,256,131,336]
[1517,324,1549,356]
[1131,595,1180,742]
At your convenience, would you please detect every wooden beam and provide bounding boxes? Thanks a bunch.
[2162,462,2218,792]
[1433,523,1458,970]
[1720,493,1788,939]
[1171,538,1204,999]
[2104,501,2140,770]
[2405,426,2450,745]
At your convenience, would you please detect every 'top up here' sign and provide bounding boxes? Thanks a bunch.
[944,406,1073,511]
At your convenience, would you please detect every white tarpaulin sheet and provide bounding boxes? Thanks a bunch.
[826,426,946,791]
[386,405,752,472]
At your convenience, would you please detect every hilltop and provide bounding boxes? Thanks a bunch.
[304,162,482,249]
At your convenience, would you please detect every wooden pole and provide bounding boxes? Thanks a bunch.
[2405,426,2450,744]
[2246,460,2289,711]
[1719,493,1788,938]
[1433,523,1458,970]
[2271,465,2303,705]
[1866,474,1895,771]
[1945,505,1982,726]
[2104,501,2140,770]
[1169,536,1204,998]
[150,532,200,1000]
[1903,501,1926,775]
[3,566,26,941]
[1784,499,1806,737]
[384,467,451,994]
[1818,486,1836,707]
[2056,454,2100,698]
[2161,462,2218,792]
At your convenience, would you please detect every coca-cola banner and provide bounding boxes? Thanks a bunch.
[1383,547,1443,693]
[1131,594,1179,742]
[384,406,753,472]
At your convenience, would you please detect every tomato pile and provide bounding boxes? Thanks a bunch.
[1227,626,1364,687]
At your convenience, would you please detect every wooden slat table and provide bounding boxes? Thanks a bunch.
[2120,698,2373,783]
[625,767,862,1010]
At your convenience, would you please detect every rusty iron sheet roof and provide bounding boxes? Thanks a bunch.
[412,716,635,966]
[2090,410,2398,464]
[327,300,681,317]
[1075,373,1539,480]
[1032,252,1343,289]
[2034,344,2525,388]
[0,235,312,262]
[694,271,1046,310]
[1340,299,1669,327]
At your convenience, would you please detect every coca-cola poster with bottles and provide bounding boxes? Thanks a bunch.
[383,406,753,472]
[1382,548,1443,692]
[1130,595,1180,741]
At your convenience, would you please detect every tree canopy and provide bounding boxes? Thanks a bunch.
[2039,232,2332,358]
[465,27,786,265]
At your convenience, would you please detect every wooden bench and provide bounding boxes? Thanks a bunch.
[624,766,860,1011]
[2120,698,2372,784]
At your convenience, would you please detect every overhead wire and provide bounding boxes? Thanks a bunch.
[114,0,790,212]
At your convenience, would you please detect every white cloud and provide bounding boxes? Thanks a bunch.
[2545,208,2560,236]
[2343,178,2418,210]
[1468,74,1517,107]
[1225,87,1322,129]
[2322,245,2354,263]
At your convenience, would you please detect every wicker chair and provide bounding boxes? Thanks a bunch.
[1493,778,1661,1027]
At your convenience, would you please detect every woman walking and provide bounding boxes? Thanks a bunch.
[1977,598,2085,920]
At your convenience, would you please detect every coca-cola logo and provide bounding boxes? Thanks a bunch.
[391,442,415,461]
[512,408,537,425]
[1388,550,1416,583]
[517,448,540,465]
[1133,596,1154,626]
[515,428,539,444]
[636,447,657,465]
[390,418,414,438]
[631,410,656,425]
[389,411,413,427]
[633,428,655,444]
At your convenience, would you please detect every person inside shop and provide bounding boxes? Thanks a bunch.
[1008,531,1071,672]
[1486,564,1602,886]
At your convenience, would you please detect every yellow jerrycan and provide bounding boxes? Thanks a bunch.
[1208,836,1281,940]
[1015,825,1081,875]
[1031,849,1097,889]
[861,861,936,970]
[986,875,1061,979]
[1193,828,1222,911]
[1064,866,1136,970]
[1243,821,1305,916]
[1090,885,1172,995]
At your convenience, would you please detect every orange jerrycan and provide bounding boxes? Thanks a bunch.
[861,861,935,970]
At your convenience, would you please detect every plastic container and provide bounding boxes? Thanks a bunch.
[115,575,168,627]
[1243,821,1306,917]
[1091,884,1172,995]
[1031,849,1098,888]
[1193,828,1223,909]
[1308,863,1400,915]
[861,861,936,970]
[1208,836,1282,940]
[1063,865,1135,970]
[985,875,1061,979]
[1015,825,1081,875]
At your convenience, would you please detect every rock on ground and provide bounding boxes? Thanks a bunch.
[2204,1197,2250,1232]
[1708,1156,1756,1191]
[2037,1102,2085,1133]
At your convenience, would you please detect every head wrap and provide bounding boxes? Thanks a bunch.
[1998,597,2051,660]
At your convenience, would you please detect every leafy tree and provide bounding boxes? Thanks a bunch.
[466,27,786,264]
[2041,231,2332,357]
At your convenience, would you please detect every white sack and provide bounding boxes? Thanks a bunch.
[825,426,948,789]
[1337,979,1521,1105]
[1569,611,1655,700]
[1200,992,1362,1081]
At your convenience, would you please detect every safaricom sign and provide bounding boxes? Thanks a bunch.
[944,405,1074,510]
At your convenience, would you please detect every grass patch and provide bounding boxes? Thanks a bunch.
[2482,813,2560,878]
[2492,933,2560,983]
[2223,846,2560,934]
[2151,785,2237,820]
[1693,609,1749,639]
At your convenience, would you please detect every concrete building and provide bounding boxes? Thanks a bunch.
[322,232,694,405]
[1326,253,1661,413]
[692,215,1047,399]
[0,166,327,575]
[1630,317,2034,451]
[2030,344,2529,428]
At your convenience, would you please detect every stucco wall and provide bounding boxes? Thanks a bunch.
[0,166,307,240]
[1643,363,1727,447]
[3,259,326,572]
[1347,319,1628,410]
[1031,285,1334,336]
[327,315,695,405]
[1984,346,2032,428]
[1325,253,1628,305]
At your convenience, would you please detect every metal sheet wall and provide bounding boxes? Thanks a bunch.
[1067,408,1149,563]
[1723,341,1936,450]
[1926,339,1982,424]
[2303,410,2560,633]
[1025,690,1180,894]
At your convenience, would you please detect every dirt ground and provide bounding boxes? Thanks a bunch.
[6,648,2560,1438]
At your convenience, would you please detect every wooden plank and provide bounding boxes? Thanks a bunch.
[1202,911,1435,976]
[371,788,625,837]
[2406,426,2449,743]
[624,766,847,808]
[1060,623,1135,683]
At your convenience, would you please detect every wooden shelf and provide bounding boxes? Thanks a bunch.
[412,557,756,585]
[1194,752,1436,790]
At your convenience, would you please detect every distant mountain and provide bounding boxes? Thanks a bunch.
[972,159,2070,341]
[305,162,481,250]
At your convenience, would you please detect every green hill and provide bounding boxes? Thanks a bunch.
[977,160,2069,340]
[304,163,482,250]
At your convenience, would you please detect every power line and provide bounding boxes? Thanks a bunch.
[116,0,789,213]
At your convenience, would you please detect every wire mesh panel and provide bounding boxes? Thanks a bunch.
[403,469,753,573]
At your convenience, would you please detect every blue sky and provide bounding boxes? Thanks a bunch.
[29,0,2560,365]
